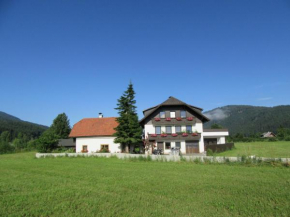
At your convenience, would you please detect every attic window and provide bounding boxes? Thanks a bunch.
[181,111,186,118]
[160,111,165,118]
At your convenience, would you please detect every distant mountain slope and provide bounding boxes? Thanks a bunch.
[203,105,290,135]
[0,111,48,139]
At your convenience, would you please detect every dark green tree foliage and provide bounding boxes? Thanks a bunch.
[36,129,59,153]
[50,113,71,139]
[114,82,143,146]
[211,124,223,129]
[0,131,14,154]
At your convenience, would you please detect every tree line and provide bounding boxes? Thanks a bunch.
[0,113,71,154]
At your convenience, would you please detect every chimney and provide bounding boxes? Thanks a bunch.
[99,113,103,118]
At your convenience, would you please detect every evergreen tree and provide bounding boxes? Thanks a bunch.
[114,82,142,149]
[50,113,71,139]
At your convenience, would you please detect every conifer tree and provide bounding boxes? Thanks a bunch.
[114,82,142,150]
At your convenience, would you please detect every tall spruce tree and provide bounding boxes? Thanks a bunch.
[114,82,142,150]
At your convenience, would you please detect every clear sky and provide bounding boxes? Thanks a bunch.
[0,0,290,126]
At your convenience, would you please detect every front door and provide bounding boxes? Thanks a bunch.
[186,141,199,154]
[157,142,164,151]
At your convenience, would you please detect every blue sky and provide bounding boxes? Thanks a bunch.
[0,0,290,126]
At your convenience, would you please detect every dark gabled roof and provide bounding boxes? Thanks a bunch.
[140,96,210,124]
[58,138,75,147]
[142,97,203,114]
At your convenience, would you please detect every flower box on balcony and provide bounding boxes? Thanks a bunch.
[150,134,157,137]
[172,133,178,137]
[155,118,161,121]
[161,134,167,137]
[192,133,198,136]
[176,117,182,121]
[182,133,188,137]
[166,118,171,121]
[187,117,194,121]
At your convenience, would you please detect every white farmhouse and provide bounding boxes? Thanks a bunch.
[69,114,121,153]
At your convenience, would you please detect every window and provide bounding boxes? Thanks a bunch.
[175,126,181,133]
[101,144,109,150]
[175,142,181,149]
[165,142,171,149]
[155,126,161,134]
[186,125,192,133]
[170,111,176,118]
[166,126,172,134]
[181,111,186,118]
[82,145,88,152]
[160,111,165,118]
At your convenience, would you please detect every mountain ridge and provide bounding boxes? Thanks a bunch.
[203,105,290,135]
[0,111,48,139]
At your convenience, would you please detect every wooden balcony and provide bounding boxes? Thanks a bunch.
[152,117,197,126]
[148,133,201,141]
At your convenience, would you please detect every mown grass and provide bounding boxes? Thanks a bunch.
[215,141,290,158]
[1,152,290,216]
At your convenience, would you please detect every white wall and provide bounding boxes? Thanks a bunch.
[144,123,155,136]
[203,131,229,137]
[76,137,121,153]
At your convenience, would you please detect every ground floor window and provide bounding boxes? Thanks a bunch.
[82,145,88,152]
[101,144,109,150]
[175,142,181,148]
[165,142,171,149]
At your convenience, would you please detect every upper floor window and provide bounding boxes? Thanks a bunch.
[175,126,181,133]
[181,111,186,118]
[186,125,192,133]
[170,111,176,118]
[166,126,172,134]
[160,111,165,118]
[155,126,161,134]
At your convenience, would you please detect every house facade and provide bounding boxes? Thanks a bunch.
[70,97,229,154]
[69,115,121,153]
[139,96,229,154]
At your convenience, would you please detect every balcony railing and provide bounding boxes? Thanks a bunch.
[152,117,197,125]
[148,133,201,141]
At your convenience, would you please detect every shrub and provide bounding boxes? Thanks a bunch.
[206,149,214,156]
[285,136,290,141]
[268,138,278,142]
[36,129,59,153]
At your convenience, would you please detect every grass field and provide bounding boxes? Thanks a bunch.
[1,152,290,216]
[215,141,290,158]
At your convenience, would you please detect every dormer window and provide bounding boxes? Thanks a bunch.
[160,111,165,118]
[181,111,186,118]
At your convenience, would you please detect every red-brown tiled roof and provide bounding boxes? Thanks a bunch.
[69,117,118,137]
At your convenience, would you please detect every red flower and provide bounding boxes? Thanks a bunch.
[172,133,178,137]
[182,133,188,137]
[187,117,194,121]
[155,118,161,121]
[166,118,171,121]
[150,134,157,137]
[161,134,167,137]
[176,117,182,121]
[192,133,198,136]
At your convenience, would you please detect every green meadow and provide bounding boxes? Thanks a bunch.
[1,151,290,216]
[215,141,290,158]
